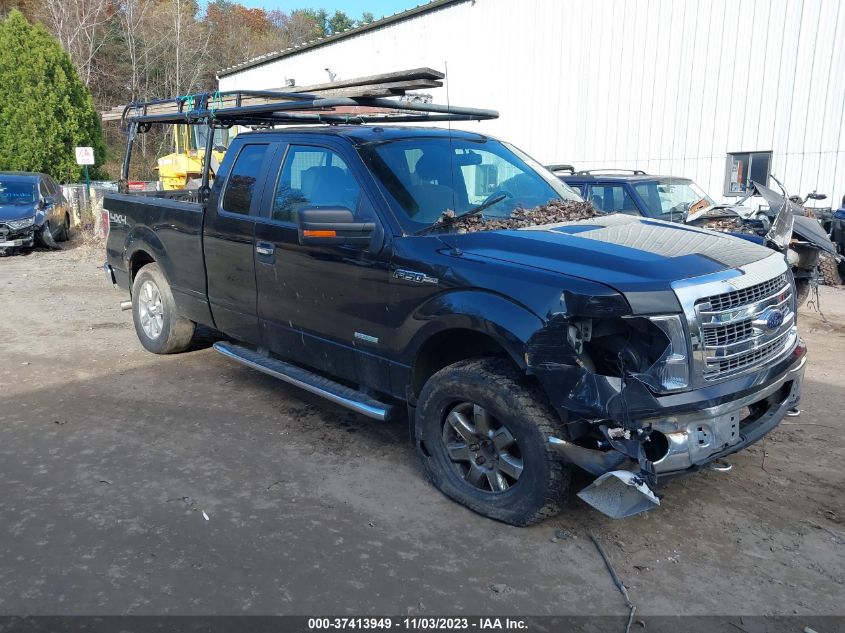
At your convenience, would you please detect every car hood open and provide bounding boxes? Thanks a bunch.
[442,214,773,294]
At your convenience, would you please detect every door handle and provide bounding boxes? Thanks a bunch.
[255,242,275,256]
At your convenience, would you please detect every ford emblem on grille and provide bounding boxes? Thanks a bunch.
[764,309,784,330]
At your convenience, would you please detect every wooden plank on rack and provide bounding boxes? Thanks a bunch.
[100,68,445,122]
[286,67,444,93]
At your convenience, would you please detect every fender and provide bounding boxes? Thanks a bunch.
[123,221,214,327]
[125,224,169,282]
[396,289,545,370]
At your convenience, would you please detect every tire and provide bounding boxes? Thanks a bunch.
[131,262,195,354]
[415,357,570,526]
[795,279,810,305]
[819,253,842,286]
[56,213,70,242]
[39,222,61,250]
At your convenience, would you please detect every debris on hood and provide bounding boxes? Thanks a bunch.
[439,199,600,233]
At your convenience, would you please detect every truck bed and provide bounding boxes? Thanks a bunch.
[104,190,213,327]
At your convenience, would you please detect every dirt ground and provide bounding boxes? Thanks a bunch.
[0,238,843,618]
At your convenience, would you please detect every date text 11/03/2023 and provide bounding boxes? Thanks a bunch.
[307,618,529,630]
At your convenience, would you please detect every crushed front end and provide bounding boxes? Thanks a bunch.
[0,219,36,254]
[532,253,805,518]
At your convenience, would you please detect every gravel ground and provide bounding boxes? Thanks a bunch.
[0,238,843,617]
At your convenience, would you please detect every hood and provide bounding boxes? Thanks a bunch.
[442,214,773,293]
[0,203,37,222]
[792,214,837,255]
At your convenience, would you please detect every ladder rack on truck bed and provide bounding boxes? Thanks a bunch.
[112,68,498,194]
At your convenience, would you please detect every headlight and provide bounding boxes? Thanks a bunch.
[766,203,794,250]
[580,314,690,393]
[634,315,690,392]
[6,217,35,230]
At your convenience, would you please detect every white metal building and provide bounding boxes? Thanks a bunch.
[218,0,845,205]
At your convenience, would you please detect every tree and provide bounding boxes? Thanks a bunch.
[281,8,326,44]
[327,10,354,34]
[359,12,375,25]
[0,10,106,181]
[36,0,112,86]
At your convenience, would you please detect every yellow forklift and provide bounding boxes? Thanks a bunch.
[156,125,233,190]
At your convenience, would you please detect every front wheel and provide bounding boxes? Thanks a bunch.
[415,358,570,526]
[131,262,195,354]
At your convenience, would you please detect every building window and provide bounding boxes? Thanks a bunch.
[724,151,772,197]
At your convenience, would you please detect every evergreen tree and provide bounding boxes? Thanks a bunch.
[0,10,106,182]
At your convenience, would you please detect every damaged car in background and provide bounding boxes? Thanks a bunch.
[0,172,72,254]
[105,89,806,524]
[550,167,837,303]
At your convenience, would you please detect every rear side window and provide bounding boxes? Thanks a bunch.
[222,144,269,215]
[271,145,361,223]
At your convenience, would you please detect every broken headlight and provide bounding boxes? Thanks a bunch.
[633,315,690,393]
[582,314,690,394]
[6,217,34,230]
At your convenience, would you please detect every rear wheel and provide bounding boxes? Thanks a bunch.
[131,262,195,354]
[415,358,570,526]
[56,213,71,242]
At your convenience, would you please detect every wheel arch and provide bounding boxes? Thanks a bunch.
[124,226,170,288]
[402,290,545,397]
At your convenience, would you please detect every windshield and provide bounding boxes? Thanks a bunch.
[0,181,36,205]
[357,136,582,232]
[632,179,715,220]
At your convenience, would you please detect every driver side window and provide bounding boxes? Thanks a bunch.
[271,145,361,223]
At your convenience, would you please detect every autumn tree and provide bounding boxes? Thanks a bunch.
[36,0,112,86]
[0,10,106,181]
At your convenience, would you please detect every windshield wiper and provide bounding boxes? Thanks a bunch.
[415,193,509,236]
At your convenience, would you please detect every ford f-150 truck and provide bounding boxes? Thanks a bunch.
[104,90,806,524]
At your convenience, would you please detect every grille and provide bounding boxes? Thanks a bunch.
[704,332,790,379]
[698,273,789,311]
[693,272,795,382]
[703,321,754,347]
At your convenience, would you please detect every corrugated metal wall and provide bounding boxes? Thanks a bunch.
[219,0,845,205]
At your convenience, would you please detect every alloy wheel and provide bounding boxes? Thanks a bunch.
[441,401,524,492]
[138,280,163,339]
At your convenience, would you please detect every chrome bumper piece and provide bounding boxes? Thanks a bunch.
[650,354,805,474]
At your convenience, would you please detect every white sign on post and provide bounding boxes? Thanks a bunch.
[75,146,95,165]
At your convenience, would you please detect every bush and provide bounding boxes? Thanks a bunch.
[0,10,107,182]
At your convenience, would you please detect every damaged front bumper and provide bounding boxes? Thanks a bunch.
[647,351,804,475]
[0,226,35,251]
[548,344,806,517]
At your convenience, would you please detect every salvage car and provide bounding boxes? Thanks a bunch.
[550,167,835,302]
[104,90,806,524]
[0,172,71,254]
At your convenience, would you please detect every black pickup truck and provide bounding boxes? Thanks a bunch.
[104,92,806,524]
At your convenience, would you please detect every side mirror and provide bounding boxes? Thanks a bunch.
[297,207,374,246]
[40,197,54,208]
